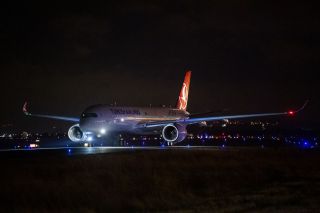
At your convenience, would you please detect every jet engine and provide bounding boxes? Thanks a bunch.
[162,123,187,144]
[68,124,87,142]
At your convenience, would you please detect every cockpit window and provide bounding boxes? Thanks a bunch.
[81,112,98,118]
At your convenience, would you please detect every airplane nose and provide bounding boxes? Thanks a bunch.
[80,118,106,133]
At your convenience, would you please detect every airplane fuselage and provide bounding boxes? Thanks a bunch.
[79,105,189,136]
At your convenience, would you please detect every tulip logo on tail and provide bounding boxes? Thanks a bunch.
[177,71,191,111]
[178,83,188,110]
[23,102,31,115]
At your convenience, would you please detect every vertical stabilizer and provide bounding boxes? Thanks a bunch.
[176,70,191,110]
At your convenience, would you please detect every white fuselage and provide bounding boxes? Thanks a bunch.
[79,105,189,136]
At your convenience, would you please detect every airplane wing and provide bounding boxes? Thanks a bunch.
[188,109,229,118]
[23,102,80,122]
[138,101,308,128]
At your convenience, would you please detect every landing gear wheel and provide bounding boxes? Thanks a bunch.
[167,141,173,146]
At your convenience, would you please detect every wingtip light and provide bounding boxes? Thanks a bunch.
[288,110,295,116]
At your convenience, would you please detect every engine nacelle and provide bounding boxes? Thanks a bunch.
[68,124,87,142]
[162,123,187,144]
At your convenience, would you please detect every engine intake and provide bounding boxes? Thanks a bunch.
[162,123,187,143]
[68,124,87,142]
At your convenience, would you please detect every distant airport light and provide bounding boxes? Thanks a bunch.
[87,136,93,142]
[29,144,38,148]
[100,128,106,134]
[120,118,124,122]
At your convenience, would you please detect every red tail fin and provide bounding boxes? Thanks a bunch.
[176,70,191,110]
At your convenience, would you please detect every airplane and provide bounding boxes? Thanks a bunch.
[23,70,308,146]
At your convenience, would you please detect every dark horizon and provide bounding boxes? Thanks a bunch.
[1,1,319,131]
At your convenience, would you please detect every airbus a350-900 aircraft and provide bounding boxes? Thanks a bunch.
[23,71,307,145]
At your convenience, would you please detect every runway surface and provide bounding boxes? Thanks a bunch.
[0,146,226,156]
[2,145,319,212]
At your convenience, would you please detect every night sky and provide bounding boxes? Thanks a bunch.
[1,1,319,132]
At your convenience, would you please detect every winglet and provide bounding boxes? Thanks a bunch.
[287,100,309,116]
[23,101,31,115]
[296,100,309,113]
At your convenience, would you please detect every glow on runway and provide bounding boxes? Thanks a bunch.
[0,146,225,156]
